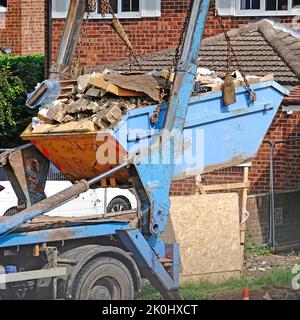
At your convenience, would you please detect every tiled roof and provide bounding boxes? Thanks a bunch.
[98,19,300,86]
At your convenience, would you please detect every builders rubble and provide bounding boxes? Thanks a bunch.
[29,68,273,135]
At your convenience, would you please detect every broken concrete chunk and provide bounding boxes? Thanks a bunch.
[46,101,68,123]
[85,87,101,98]
[91,114,106,129]
[196,75,214,84]
[77,74,92,93]
[159,69,174,82]
[68,98,100,114]
[104,105,123,125]
[62,115,76,123]
[96,105,123,126]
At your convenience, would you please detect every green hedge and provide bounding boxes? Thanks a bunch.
[0,54,44,91]
[0,54,44,148]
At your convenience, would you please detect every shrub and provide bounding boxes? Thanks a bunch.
[0,54,44,147]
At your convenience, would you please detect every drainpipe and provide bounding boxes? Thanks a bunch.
[264,138,300,250]
[265,141,275,249]
[46,0,52,78]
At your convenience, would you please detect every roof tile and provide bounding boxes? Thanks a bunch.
[96,19,300,86]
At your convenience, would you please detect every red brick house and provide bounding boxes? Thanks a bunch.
[1,0,300,248]
[0,0,46,55]
[1,1,300,62]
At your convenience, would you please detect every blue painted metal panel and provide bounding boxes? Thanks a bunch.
[114,81,287,180]
[0,222,130,248]
[117,229,179,293]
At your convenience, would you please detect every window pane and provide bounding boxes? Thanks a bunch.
[293,0,300,7]
[266,0,288,10]
[278,0,288,10]
[122,0,131,12]
[54,0,70,13]
[110,0,118,13]
[0,0,7,7]
[241,0,260,10]
[253,0,260,8]
[132,0,139,11]
[266,0,276,10]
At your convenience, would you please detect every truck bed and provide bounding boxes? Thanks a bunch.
[0,210,137,233]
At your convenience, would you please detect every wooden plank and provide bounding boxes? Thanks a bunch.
[104,73,161,101]
[89,73,144,97]
[195,181,206,195]
[0,210,137,233]
[240,166,249,245]
[203,181,250,191]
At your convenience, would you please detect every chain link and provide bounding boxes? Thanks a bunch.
[101,0,109,17]
[100,0,142,70]
[211,0,256,102]
[150,0,194,124]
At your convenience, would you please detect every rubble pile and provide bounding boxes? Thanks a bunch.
[32,70,162,134]
[29,67,274,135]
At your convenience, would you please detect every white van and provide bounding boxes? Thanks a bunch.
[0,164,137,217]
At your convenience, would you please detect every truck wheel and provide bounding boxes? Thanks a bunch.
[72,257,134,300]
[107,197,131,213]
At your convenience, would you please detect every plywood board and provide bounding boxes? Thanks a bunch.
[163,193,243,283]
[104,73,161,101]
[89,73,144,97]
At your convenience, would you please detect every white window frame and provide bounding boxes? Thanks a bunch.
[218,0,300,16]
[217,0,300,17]
[52,0,161,19]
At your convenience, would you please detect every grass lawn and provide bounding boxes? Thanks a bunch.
[138,268,295,300]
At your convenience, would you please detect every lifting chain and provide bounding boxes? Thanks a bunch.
[101,0,109,17]
[150,0,194,124]
[211,0,256,102]
[100,0,142,70]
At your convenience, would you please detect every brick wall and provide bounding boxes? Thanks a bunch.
[0,0,22,54]
[50,0,300,68]
[1,1,299,63]
[0,0,45,55]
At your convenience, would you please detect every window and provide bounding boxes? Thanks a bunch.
[240,0,261,10]
[293,0,300,8]
[52,0,161,19]
[266,0,288,10]
[217,0,300,15]
[96,0,140,15]
[0,0,7,13]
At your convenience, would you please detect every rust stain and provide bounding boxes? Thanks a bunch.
[46,228,77,242]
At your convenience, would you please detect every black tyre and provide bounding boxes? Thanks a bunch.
[106,197,131,213]
[72,257,134,300]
